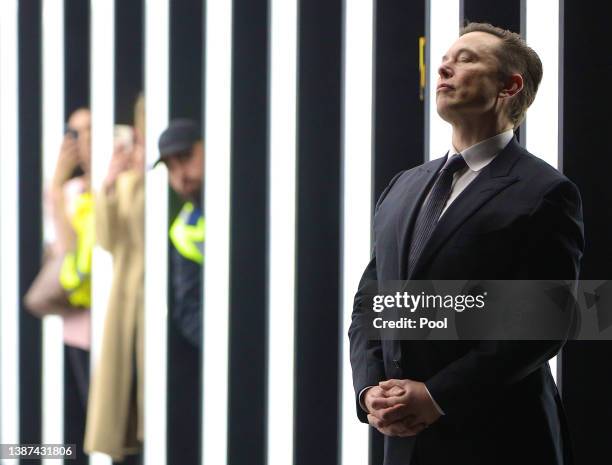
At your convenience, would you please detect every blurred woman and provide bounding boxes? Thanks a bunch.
[24,107,93,465]
[84,95,145,464]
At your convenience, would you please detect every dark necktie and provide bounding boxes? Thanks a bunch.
[407,153,467,276]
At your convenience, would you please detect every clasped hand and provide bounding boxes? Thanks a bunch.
[364,379,441,437]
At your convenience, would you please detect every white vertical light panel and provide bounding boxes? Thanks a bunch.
[202,0,232,464]
[144,1,169,464]
[426,0,460,160]
[524,0,559,168]
[89,0,115,376]
[267,0,298,463]
[0,0,20,447]
[89,1,115,463]
[524,0,561,383]
[340,1,373,465]
[42,1,66,460]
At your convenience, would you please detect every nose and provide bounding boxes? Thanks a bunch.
[180,171,191,187]
[170,166,187,193]
[438,60,453,80]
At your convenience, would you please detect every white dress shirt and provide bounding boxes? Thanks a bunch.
[359,129,515,416]
[431,128,515,218]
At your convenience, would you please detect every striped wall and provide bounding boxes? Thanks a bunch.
[1,1,610,465]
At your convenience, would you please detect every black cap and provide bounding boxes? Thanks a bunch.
[153,119,202,167]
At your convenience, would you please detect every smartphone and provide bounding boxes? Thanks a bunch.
[64,126,83,178]
[114,124,134,152]
[65,127,79,139]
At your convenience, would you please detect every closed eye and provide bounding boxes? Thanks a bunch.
[458,53,476,62]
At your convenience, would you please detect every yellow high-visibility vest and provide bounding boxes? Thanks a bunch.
[59,191,94,307]
[169,202,205,264]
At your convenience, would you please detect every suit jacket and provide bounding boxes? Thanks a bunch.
[349,137,584,465]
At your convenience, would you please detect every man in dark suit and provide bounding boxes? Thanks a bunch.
[349,23,584,465]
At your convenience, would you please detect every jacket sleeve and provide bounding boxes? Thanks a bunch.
[95,186,121,252]
[348,170,405,423]
[425,179,585,417]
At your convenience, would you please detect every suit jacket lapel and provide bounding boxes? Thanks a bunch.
[407,137,523,280]
[397,155,448,280]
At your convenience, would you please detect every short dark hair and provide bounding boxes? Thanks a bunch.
[460,22,543,127]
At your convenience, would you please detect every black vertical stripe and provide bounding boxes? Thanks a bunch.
[371,1,426,463]
[115,0,144,124]
[519,0,527,37]
[560,0,612,462]
[170,0,203,121]
[373,0,426,206]
[18,0,43,448]
[460,0,521,32]
[64,0,90,114]
[557,0,564,174]
[227,1,269,464]
[63,3,91,464]
[518,0,526,147]
[423,0,432,161]
[167,2,204,465]
[294,1,343,464]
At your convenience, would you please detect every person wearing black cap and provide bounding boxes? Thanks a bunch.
[156,118,205,207]
[156,119,204,465]
[156,118,204,348]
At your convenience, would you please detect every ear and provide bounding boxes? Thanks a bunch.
[499,73,523,98]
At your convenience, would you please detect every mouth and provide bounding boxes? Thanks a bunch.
[437,84,454,92]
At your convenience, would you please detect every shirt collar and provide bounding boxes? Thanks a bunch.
[447,129,514,172]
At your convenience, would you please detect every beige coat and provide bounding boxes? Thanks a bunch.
[84,171,144,461]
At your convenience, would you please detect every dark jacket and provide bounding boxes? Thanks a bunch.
[349,137,584,465]
[170,246,202,347]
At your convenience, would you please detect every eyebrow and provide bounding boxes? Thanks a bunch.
[442,47,478,61]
